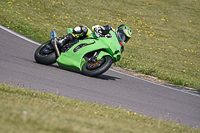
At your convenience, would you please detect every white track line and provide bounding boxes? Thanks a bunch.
[1,25,199,97]
[110,69,200,97]
[0,25,41,46]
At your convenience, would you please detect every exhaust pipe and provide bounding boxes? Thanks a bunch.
[51,30,60,57]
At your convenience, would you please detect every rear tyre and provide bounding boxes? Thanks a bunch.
[81,56,112,77]
[34,41,57,65]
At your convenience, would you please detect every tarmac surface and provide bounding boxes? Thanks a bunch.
[0,26,199,128]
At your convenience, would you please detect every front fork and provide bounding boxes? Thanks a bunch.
[89,51,100,63]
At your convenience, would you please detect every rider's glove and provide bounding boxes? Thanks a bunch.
[94,26,103,37]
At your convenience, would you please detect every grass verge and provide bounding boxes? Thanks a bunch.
[0,84,199,133]
[0,0,199,90]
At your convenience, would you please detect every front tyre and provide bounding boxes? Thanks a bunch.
[81,56,113,77]
[34,41,57,65]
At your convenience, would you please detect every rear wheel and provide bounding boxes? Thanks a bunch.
[34,41,57,65]
[81,55,112,77]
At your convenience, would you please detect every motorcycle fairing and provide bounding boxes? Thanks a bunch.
[56,31,121,71]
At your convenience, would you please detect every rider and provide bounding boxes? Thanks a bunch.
[57,24,132,53]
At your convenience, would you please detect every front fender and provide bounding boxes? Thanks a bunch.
[56,51,86,71]
[97,51,112,61]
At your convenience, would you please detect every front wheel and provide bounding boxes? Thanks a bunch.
[34,41,57,65]
[81,56,113,77]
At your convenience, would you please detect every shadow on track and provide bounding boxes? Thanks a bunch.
[94,74,121,80]
[34,62,121,81]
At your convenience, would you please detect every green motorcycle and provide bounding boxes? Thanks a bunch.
[34,30,121,76]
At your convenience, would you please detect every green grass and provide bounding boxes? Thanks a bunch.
[0,0,199,90]
[1,84,199,133]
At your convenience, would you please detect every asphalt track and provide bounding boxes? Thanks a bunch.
[0,25,200,128]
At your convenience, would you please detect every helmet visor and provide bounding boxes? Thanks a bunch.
[118,31,130,43]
